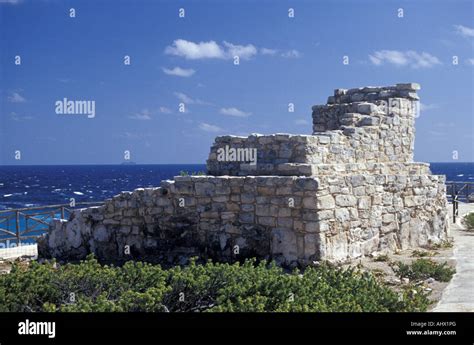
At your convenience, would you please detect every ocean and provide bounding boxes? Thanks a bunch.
[0,163,472,210]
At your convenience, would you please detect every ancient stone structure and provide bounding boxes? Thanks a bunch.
[38,83,449,266]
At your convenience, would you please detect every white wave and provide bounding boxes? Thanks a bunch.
[457,174,464,177]
[73,191,84,195]
[3,194,12,197]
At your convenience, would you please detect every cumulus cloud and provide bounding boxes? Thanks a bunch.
[129,109,152,120]
[165,39,273,61]
[8,91,26,103]
[260,48,277,55]
[199,122,223,132]
[174,92,210,105]
[219,107,251,117]
[281,49,301,58]
[369,50,441,68]
[165,39,225,60]
[454,25,474,38]
[162,66,195,77]
[222,41,257,60]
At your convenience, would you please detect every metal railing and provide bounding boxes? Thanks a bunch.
[0,202,104,244]
[446,182,473,223]
[446,181,474,203]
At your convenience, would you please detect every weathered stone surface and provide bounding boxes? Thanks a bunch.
[38,83,448,266]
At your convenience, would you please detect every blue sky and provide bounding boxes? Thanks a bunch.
[1,0,473,165]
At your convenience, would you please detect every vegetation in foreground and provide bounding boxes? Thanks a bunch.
[393,258,456,283]
[0,256,431,312]
[462,212,474,230]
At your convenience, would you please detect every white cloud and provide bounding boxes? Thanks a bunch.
[467,58,474,65]
[165,39,224,60]
[129,109,152,120]
[159,106,172,114]
[369,50,441,68]
[162,66,195,77]
[281,49,301,58]
[8,91,26,103]
[219,107,251,117]
[261,48,277,55]
[295,119,309,125]
[222,41,257,60]
[174,92,194,104]
[174,92,210,105]
[165,39,258,60]
[0,0,22,4]
[199,122,223,132]
[454,25,474,38]
[165,39,303,62]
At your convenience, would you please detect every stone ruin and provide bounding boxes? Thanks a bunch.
[38,83,449,266]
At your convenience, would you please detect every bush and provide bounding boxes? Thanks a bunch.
[0,255,431,312]
[428,240,453,250]
[411,250,436,258]
[462,213,474,230]
[372,254,390,262]
[393,259,455,282]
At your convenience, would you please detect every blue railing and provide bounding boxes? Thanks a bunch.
[0,202,104,244]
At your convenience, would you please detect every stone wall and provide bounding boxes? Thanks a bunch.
[208,85,419,176]
[40,176,322,266]
[39,83,449,266]
[315,174,447,261]
[39,173,447,265]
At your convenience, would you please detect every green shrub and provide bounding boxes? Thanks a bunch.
[393,259,455,282]
[428,240,453,250]
[462,213,474,230]
[411,250,437,258]
[0,255,431,312]
[372,254,390,262]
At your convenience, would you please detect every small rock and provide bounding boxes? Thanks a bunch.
[425,277,435,284]
[402,277,410,284]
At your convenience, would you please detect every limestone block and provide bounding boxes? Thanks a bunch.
[335,195,357,207]
[316,195,335,209]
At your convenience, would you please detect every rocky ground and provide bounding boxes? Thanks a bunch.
[0,256,32,274]
[341,244,455,310]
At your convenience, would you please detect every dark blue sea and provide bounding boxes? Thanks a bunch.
[0,164,206,210]
[0,163,472,210]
